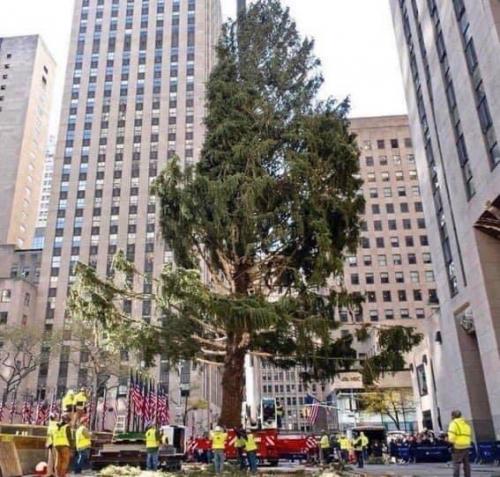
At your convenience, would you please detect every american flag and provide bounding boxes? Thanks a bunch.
[50,397,61,421]
[132,376,144,417]
[143,381,155,423]
[36,401,49,425]
[304,394,320,425]
[148,384,157,424]
[157,387,169,425]
[21,399,33,424]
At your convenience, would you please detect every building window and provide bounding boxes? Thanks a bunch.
[391,139,399,148]
[0,312,7,324]
[1,289,11,303]
[369,310,379,322]
[351,274,359,285]
[416,364,428,396]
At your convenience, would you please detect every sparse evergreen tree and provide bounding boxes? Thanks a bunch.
[69,0,421,427]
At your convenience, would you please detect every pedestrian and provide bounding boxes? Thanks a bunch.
[145,422,162,471]
[339,433,350,464]
[319,430,330,464]
[276,399,284,429]
[210,425,228,475]
[74,415,91,474]
[45,413,58,477]
[448,410,472,477]
[53,414,74,477]
[352,432,364,469]
[360,431,369,461]
[245,430,258,474]
[235,427,247,470]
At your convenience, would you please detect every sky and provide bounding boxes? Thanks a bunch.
[0,0,407,136]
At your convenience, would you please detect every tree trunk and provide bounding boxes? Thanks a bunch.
[219,334,246,428]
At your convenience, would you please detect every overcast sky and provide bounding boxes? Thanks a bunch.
[0,0,407,135]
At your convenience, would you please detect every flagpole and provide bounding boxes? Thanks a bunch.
[126,370,132,433]
[101,387,107,432]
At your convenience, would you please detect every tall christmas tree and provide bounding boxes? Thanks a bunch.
[69,0,421,427]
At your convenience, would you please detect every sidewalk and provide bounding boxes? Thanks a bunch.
[345,463,500,477]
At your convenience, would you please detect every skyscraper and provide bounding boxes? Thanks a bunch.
[252,115,437,432]
[0,35,56,248]
[34,0,222,421]
[390,0,500,439]
[32,136,56,249]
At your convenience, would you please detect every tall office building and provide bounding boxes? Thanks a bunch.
[34,0,222,425]
[390,0,500,439]
[32,136,56,249]
[0,36,55,248]
[252,115,438,432]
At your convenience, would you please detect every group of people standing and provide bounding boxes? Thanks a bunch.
[210,425,259,475]
[46,389,91,477]
[319,430,369,468]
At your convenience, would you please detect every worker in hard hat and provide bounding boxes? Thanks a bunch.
[339,433,350,463]
[45,413,58,477]
[145,422,162,471]
[62,390,75,413]
[62,389,76,426]
[74,415,91,474]
[319,430,331,464]
[53,414,74,477]
[210,425,228,475]
[75,388,88,412]
[245,429,259,474]
[235,427,247,470]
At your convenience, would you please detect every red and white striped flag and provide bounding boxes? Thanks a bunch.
[36,401,49,425]
[0,402,4,422]
[305,394,320,425]
[132,380,144,417]
[158,388,169,425]
[21,399,33,424]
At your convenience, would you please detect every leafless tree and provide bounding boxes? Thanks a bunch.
[0,326,61,405]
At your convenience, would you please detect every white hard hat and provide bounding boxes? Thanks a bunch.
[215,425,222,432]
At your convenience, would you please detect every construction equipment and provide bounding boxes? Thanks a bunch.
[91,425,185,471]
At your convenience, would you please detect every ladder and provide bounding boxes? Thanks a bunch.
[114,414,127,435]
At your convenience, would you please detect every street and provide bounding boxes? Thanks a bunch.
[347,463,500,477]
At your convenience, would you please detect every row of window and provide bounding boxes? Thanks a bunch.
[366,307,426,321]
[350,270,434,285]
[365,169,418,182]
[361,137,412,150]
[364,154,415,167]
[415,0,475,199]
[450,0,499,168]
[363,288,429,303]
[399,0,460,296]
[362,217,426,232]
[366,185,420,199]
[347,251,432,267]
[360,235,429,249]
